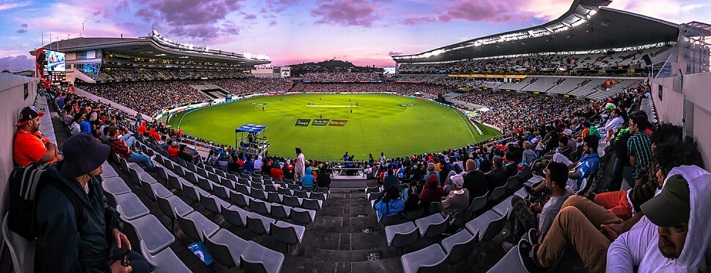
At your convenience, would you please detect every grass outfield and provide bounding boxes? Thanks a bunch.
[168,94,500,160]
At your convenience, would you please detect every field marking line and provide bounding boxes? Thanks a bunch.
[305,105,358,108]
[449,107,477,143]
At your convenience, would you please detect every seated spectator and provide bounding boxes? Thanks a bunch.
[107,126,154,172]
[13,106,61,166]
[167,141,180,157]
[383,166,400,192]
[254,156,263,174]
[511,162,572,242]
[522,166,711,273]
[485,156,508,192]
[419,174,443,211]
[35,133,151,273]
[69,113,83,135]
[532,136,599,193]
[178,145,200,164]
[302,167,315,190]
[439,174,469,219]
[375,186,405,219]
[463,159,488,202]
[270,160,284,181]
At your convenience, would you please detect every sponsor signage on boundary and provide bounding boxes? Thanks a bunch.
[295,119,311,126]
[329,120,348,126]
[312,119,329,126]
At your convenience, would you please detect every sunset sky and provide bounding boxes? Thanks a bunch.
[1,0,710,71]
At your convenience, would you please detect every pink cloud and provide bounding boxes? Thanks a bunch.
[133,0,244,39]
[311,0,381,27]
[0,55,33,72]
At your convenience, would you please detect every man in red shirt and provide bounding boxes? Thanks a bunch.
[13,106,61,166]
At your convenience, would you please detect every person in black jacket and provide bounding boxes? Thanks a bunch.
[317,163,332,189]
[462,159,488,202]
[485,156,508,193]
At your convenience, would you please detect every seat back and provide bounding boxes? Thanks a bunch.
[391,228,419,249]
[444,230,479,265]
[488,185,506,203]
[379,214,404,226]
[269,223,298,245]
[481,209,508,241]
[176,211,201,242]
[246,214,269,235]
[290,209,313,225]
[204,231,236,267]
[2,213,35,273]
[222,205,246,227]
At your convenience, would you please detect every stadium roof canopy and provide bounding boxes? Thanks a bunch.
[235,124,268,133]
[392,0,680,64]
[31,32,270,66]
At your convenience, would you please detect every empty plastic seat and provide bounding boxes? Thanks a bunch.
[385,221,419,252]
[267,192,282,204]
[156,194,194,231]
[379,214,404,226]
[240,241,285,273]
[251,188,267,200]
[102,177,131,207]
[114,193,149,221]
[122,214,174,255]
[155,166,168,181]
[514,188,528,198]
[465,209,508,242]
[246,212,275,236]
[301,198,322,211]
[270,221,306,252]
[488,185,507,203]
[220,178,235,190]
[486,241,529,273]
[140,241,191,273]
[293,190,308,198]
[277,188,292,196]
[235,183,251,195]
[270,204,291,219]
[310,192,327,201]
[145,182,173,202]
[440,229,478,265]
[201,192,230,214]
[249,199,272,216]
[282,195,302,208]
[177,211,220,243]
[197,178,212,192]
[289,208,315,225]
[205,229,250,268]
[400,243,447,273]
[183,185,201,202]
[492,196,513,219]
[101,162,119,178]
[230,191,250,207]
[2,213,35,273]
[414,213,448,238]
[222,204,248,227]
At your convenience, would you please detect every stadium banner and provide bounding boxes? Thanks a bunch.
[295,119,311,126]
[312,119,329,126]
[329,120,348,126]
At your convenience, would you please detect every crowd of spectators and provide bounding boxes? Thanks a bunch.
[302,72,382,83]
[99,68,249,82]
[291,82,449,96]
[211,78,292,94]
[77,81,210,116]
[397,46,671,75]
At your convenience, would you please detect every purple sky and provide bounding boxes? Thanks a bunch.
[1,0,710,72]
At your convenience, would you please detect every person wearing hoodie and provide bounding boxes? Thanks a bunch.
[607,165,711,273]
[521,165,711,273]
[301,167,315,190]
[254,155,263,174]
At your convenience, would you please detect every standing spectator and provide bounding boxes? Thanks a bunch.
[294,148,305,184]
[627,114,652,179]
[13,106,61,166]
[35,133,151,273]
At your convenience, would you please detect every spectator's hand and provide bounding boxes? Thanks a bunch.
[112,228,131,252]
[529,202,542,213]
[600,223,621,241]
[110,259,132,273]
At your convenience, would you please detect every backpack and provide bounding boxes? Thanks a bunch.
[8,163,84,241]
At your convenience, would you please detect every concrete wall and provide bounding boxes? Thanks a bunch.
[652,72,711,170]
[0,73,39,216]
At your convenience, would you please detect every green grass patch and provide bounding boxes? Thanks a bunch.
[168,94,500,160]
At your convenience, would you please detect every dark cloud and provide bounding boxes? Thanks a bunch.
[311,0,381,27]
[16,23,28,34]
[115,0,130,12]
[388,51,402,56]
[269,20,277,26]
[133,0,244,39]
[244,14,256,20]
[0,55,34,72]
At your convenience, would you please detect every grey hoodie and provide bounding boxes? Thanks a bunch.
[607,165,711,273]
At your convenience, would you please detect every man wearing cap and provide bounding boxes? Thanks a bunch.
[607,165,711,272]
[35,133,151,273]
[439,174,469,219]
[13,105,61,166]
